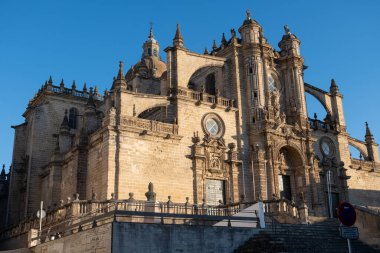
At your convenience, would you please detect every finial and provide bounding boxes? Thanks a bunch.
[48,75,53,84]
[284,25,291,35]
[212,40,217,50]
[72,80,76,90]
[60,78,64,87]
[246,10,252,20]
[94,86,98,95]
[149,21,154,39]
[83,83,87,93]
[230,28,236,38]
[204,47,209,55]
[331,79,337,87]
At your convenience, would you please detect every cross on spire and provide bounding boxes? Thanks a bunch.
[149,21,154,39]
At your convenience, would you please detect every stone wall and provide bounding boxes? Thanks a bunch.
[31,223,112,253]
[346,168,380,208]
[112,222,259,253]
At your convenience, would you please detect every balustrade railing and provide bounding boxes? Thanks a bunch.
[120,116,179,135]
[176,87,235,108]
[1,195,306,244]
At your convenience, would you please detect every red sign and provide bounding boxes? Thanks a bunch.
[337,202,356,227]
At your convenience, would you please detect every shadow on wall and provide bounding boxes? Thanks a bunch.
[348,189,380,209]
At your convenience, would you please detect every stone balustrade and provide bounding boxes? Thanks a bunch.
[0,194,308,242]
[120,116,179,135]
[176,87,235,108]
[350,158,378,172]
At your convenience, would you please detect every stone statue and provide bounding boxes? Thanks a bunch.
[284,25,291,35]
[145,182,156,201]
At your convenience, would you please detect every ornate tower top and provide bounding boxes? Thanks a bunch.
[142,22,160,58]
[238,10,262,44]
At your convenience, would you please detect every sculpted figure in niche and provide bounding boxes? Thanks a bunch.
[271,90,281,121]
[209,153,221,170]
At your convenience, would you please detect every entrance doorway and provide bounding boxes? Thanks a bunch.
[278,175,292,200]
[327,192,340,218]
[206,179,225,205]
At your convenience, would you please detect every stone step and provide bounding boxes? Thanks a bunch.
[234,223,380,253]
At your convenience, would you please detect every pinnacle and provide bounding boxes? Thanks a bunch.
[173,23,184,47]
[221,32,227,45]
[117,61,125,80]
[212,40,217,50]
[365,122,373,137]
[174,23,183,40]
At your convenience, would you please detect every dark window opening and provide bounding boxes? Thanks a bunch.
[205,73,216,95]
[249,67,253,74]
[69,108,78,129]
[148,48,152,56]
[254,92,258,98]
[252,117,256,123]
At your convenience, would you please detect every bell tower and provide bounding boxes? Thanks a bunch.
[278,25,307,126]
[142,22,160,59]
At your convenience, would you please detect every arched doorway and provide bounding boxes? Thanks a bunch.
[276,146,305,202]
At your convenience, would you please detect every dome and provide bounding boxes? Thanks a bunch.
[126,57,167,81]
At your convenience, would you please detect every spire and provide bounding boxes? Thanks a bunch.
[173,23,184,48]
[0,164,5,180]
[83,83,87,93]
[149,21,154,40]
[60,109,70,132]
[48,75,53,84]
[111,61,127,90]
[60,78,64,87]
[221,32,227,46]
[212,40,218,50]
[117,61,125,80]
[365,122,373,138]
[72,80,76,90]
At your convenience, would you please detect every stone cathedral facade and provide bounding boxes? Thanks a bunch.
[1,11,380,228]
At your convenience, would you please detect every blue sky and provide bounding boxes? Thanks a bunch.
[1,0,379,170]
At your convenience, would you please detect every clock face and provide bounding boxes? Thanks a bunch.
[206,118,219,136]
[320,138,334,157]
[321,142,330,155]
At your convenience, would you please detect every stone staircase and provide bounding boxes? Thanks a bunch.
[235,218,380,253]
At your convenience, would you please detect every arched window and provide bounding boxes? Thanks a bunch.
[268,75,277,92]
[147,48,152,56]
[205,73,216,95]
[68,108,78,129]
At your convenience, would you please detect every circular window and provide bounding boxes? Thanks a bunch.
[202,113,225,138]
[320,137,335,157]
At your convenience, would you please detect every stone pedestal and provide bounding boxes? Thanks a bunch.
[144,201,161,224]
